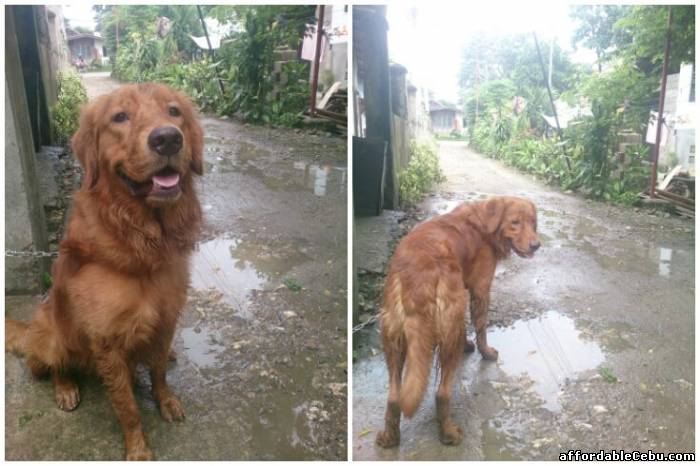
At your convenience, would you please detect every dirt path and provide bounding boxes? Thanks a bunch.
[353,141,694,460]
[6,75,347,460]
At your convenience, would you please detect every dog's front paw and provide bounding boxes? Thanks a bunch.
[479,345,499,361]
[376,428,400,448]
[54,380,80,411]
[125,446,154,461]
[159,394,185,422]
[439,420,463,446]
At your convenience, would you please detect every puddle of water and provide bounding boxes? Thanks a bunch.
[481,419,521,461]
[579,239,689,280]
[190,236,312,316]
[291,161,347,197]
[190,237,267,315]
[658,247,672,277]
[204,137,346,198]
[488,311,605,411]
[180,325,225,368]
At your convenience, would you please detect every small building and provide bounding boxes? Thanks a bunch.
[646,63,696,173]
[429,100,463,135]
[66,28,106,64]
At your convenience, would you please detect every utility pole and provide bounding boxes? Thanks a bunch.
[548,36,554,89]
[649,6,673,198]
[533,31,571,171]
[196,5,226,96]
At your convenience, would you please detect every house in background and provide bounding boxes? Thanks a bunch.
[429,100,463,135]
[647,62,696,174]
[406,82,432,141]
[66,28,106,64]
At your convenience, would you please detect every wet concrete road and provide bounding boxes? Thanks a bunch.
[6,75,347,460]
[353,141,694,460]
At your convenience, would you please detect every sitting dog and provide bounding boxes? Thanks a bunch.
[6,83,204,460]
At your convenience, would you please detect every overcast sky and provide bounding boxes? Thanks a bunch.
[387,3,597,103]
[63,3,97,30]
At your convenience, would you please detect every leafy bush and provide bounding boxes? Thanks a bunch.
[108,6,315,127]
[51,71,88,145]
[398,140,446,207]
[606,144,651,204]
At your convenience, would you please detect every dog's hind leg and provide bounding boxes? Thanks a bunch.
[436,286,466,446]
[376,335,405,448]
[463,289,476,353]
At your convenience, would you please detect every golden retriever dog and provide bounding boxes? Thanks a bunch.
[6,83,203,460]
[376,196,539,447]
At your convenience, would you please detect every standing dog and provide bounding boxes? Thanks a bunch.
[376,196,539,447]
[6,83,203,460]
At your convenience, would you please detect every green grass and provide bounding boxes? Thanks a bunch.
[282,277,302,292]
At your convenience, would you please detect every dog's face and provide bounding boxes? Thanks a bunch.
[71,83,204,206]
[482,197,540,258]
[501,198,539,258]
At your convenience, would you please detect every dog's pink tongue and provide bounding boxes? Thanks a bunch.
[152,173,180,188]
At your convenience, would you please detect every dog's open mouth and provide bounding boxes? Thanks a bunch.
[510,240,534,258]
[120,167,181,200]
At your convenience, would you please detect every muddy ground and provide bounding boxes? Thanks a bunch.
[353,141,694,460]
[6,72,347,460]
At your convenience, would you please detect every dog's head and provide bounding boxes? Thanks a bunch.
[478,196,540,258]
[71,83,204,206]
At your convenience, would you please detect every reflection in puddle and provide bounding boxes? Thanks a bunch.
[292,161,347,197]
[180,325,225,368]
[488,311,604,411]
[190,237,266,315]
[205,143,347,198]
[658,247,672,277]
[190,236,311,316]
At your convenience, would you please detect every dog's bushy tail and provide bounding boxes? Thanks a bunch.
[6,319,30,355]
[398,317,434,418]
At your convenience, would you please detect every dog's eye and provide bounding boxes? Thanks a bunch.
[169,106,181,117]
[113,112,128,123]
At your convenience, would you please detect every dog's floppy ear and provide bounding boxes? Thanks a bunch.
[71,102,100,190]
[176,92,204,175]
[481,197,506,233]
[188,117,204,176]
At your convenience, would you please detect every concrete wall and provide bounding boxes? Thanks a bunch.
[5,76,50,294]
[5,6,53,293]
[46,6,71,71]
[391,115,409,173]
[5,82,42,293]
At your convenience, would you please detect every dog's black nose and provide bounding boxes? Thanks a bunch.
[148,126,183,156]
[530,241,541,252]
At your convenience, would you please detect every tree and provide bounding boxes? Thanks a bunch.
[458,32,581,133]
[613,5,695,75]
[73,26,94,34]
[570,5,626,72]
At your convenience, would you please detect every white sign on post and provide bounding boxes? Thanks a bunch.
[645,111,669,146]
